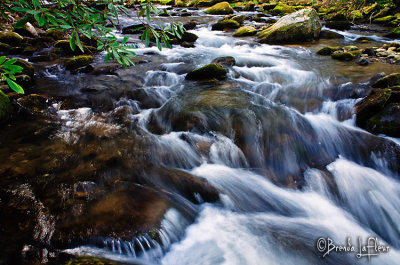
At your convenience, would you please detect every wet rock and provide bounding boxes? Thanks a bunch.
[212,19,240,30]
[183,20,197,30]
[205,2,234,15]
[257,8,321,44]
[52,185,169,244]
[185,63,227,81]
[54,40,97,55]
[262,3,277,11]
[89,63,121,76]
[22,46,36,56]
[14,22,38,38]
[121,24,144,34]
[14,59,35,78]
[331,50,362,61]
[150,166,219,203]
[0,90,11,121]
[0,31,23,46]
[234,25,257,37]
[372,73,400,88]
[316,46,341,55]
[64,257,120,265]
[325,21,351,30]
[319,29,344,39]
[15,74,33,89]
[64,55,93,71]
[197,0,222,7]
[355,57,369,66]
[211,56,236,67]
[365,103,400,137]
[45,29,67,41]
[0,42,11,53]
[17,94,48,114]
[362,47,376,56]
[244,2,255,11]
[355,88,392,127]
[223,14,245,25]
[74,181,97,198]
[181,41,195,48]
[181,31,198,42]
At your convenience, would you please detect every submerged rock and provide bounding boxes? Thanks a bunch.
[355,88,392,127]
[234,25,257,37]
[185,63,227,81]
[205,2,234,15]
[257,8,321,44]
[365,103,400,137]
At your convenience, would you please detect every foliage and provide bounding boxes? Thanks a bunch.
[0,0,185,93]
[0,56,24,94]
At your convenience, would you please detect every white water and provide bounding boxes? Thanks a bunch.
[61,19,400,265]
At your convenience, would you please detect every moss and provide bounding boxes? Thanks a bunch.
[316,46,341,55]
[66,257,117,265]
[205,2,234,15]
[350,10,364,20]
[331,50,361,61]
[373,15,395,24]
[23,46,36,55]
[270,4,296,16]
[343,45,359,51]
[64,55,93,71]
[372,73,400,88]
[212,19,240,30]
[0,31,23,46]
[0,42,11,53]
[17,94,47,113]
[363,2,378,15]
[384,27,400,38]
[0,90,11,120]
[355,88,392,127]
[365,104,400,137]
[185,63,227,81]
[45,29,65,41]
[234,25,257,37]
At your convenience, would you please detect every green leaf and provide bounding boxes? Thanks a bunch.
[145,29,150,47]
[14,16,30,29]
[32,0,40,8]
[0,56,6,65]
[75,32,84,53]
[156,37,161,51]
[6,78,24,94]
[70,33,76,51]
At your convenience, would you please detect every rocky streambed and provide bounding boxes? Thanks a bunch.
[1,2,400,265]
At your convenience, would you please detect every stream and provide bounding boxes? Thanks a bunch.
[1,7,400,265]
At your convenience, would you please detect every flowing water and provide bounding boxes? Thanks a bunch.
[2,9,400,265]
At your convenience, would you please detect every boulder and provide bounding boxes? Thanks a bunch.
[372,73,400,88]
[212,20,240,30]
[64,55,93,71]
[234,25,257,37]
[205,2,234,15]
[317,46,341,55]
[384,27,400,39]
[185,63,227,81]
[269,4,296,16]
[0,90,11,121]
[211,56,236,67]
[183,20,197,30]
[319,29,344,39]
[257,8,322,44]
[365,103,400,137]
[355,88,392,127]
[181,32,198,42]
[0,31,23,46]
[223,14,245,24]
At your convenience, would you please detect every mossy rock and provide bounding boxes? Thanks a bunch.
[262,3,277,11]
[17,94,48,114]
[373,15,395,24]
[0,31,23,46]
[54,40,96,55]
[14,59,34,78]
[64,55,93,71]
[343,45,359,51]
[185,63,227,81]
[365,103,400,137]
[384,27,400,39]
[65,257,118,265]
[23,46,36,55]
[205,2,234,15]
[372,73,400,88]
[331,50,361,61]
[181,32,198,42]
[197,0,223,7]
[363,2,378,15]
[0,90,11,121]
[234,25,257,37]
[270,4,296,16]
[350,10,364,21]
[45,29,66,41]
[224,14,245,24]
[244,2,255,11]
[355,88,392,127]
[212,19,240,30]
[319,29,344,39]
[257,8,322,44]
[0,42,11,53]
[324,12,346,21]
[317,46,341,55]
